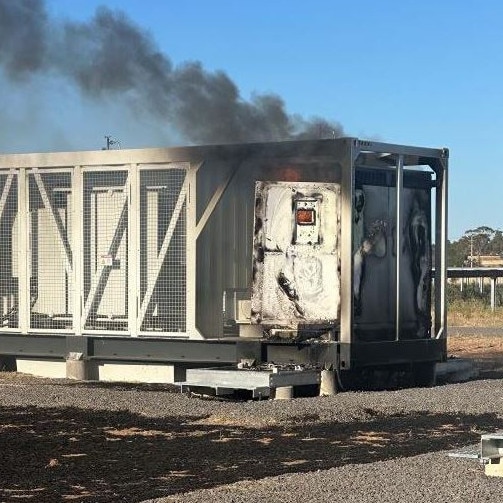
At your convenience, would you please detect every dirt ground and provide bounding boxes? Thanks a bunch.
[447,332,503,377]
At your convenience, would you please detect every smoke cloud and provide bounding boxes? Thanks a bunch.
[0,0,343,145]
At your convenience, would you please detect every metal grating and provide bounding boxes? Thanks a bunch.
[83,170,129,332]
[28,171,73,330]
[139,168,187,334]
[0,173,18,329]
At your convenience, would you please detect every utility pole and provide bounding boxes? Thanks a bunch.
[470,234,473,268]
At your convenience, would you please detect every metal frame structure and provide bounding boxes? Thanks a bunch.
[0,138,448,375]
[338,139,448,370]
[447,267,503,312]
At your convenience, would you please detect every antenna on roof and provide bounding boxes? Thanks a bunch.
[103,135,121,150]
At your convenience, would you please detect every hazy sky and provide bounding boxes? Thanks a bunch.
[2,0,502,239]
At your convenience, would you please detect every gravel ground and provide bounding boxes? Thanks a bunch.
[0,340,502,502]
[151,452,502,503]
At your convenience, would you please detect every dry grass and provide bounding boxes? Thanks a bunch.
[447,299,503,327]
[448,334,503,356]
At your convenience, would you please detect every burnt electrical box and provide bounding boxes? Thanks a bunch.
[251,181,340,328]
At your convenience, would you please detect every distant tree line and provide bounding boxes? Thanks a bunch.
[447,226,503,267]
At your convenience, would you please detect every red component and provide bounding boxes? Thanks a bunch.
[296,208,315,225]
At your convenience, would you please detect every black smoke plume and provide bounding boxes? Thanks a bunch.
[0,0,343,145]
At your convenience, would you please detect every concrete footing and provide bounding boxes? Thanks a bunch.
[274,385,293,400]
[66,359,88,380]
[16,358,66,378]
[14,357,185,384]
[319,369,337,396]
[93,362,184,383]
[436,358,479,383]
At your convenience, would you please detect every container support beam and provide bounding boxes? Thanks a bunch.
[73,166,83,335]
[339,141,355,351]
[128,164,139,336]
[18,169,29,333]
[186,165,200,338]
[395,155,404,341]
[434,154,448,339]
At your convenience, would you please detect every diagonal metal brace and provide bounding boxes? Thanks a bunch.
[138,174,188,326]
[32,171,72,276]
[195,164,238,239]
[0,173,14,223]
[82,178,129,324]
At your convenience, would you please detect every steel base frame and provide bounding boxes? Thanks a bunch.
[0,333,445,371]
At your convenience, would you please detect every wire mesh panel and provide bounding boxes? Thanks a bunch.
[83,170,129,332]
[139,168,187,334]
[28,171,73,330]
[0,173,18,330]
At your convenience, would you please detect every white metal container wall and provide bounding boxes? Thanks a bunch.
[195,160,343,336]
[0,163,194,337]
[0,140,447,344]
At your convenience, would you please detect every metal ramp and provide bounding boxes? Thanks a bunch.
[447,443,480,460]
[177,366,321,398]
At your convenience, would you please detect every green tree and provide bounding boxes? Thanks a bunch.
[489,230,503,255]
[445,227,503,267]
[465,226,495,264]
[447,239,468,267]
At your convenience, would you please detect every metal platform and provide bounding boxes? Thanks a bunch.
[177,366,321,398]
[448,432,503,478]
[448,433,503,462]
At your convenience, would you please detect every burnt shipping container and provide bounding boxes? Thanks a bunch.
[0,138,448,386]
